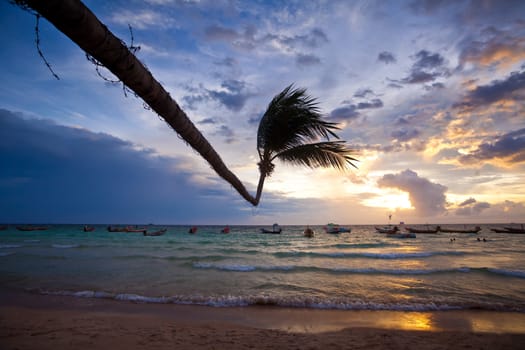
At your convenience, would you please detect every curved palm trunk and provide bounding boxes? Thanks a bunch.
[21,0,261,205]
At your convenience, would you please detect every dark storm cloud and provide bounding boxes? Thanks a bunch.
[377,169,448,217]
[0,109,249,224]
[296,53,321,66]
[378,51,396,64]
[328,98,383,123]
[459,128,525,165]
[455,70,525,109]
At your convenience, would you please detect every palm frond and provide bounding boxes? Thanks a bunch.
[257,84,340,157]
[273,141,358,170]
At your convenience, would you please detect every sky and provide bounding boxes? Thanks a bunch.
[1,0,524,225]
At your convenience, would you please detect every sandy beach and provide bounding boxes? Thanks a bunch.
[1,289,524,350]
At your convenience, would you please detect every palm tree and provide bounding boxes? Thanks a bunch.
[253,85,357,203]
[14,0,357,206]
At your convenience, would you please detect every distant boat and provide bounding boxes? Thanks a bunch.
[376,225,399,234]
[107,226,127,232]
[143,228,167,236]
[188,226,198,234]
[387,232,416,238]
[16,226,48,231]
[491,224,525,234]
[0,225,8,231]
[406,225,440,234]
[124,226,147,233]
[83,225,95,232]
[260,223,281,234]
[303,226,314,238]
[324,223,351,234]
[221,226,230,234]
[439,226,481,234]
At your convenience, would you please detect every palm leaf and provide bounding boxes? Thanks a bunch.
[257,85,340,157]
[274,141,358,170]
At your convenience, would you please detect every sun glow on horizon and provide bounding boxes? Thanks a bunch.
[362,190,413,211]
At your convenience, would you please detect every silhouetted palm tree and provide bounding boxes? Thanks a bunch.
[253,85,357,203]
[14,0,357,206]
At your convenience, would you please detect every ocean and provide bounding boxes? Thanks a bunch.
[1,224,524,312]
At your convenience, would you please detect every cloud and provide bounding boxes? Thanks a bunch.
[182,80,253,111]
[111,9,176,29]
[459,128,525,165]
[396,50,450,84]
[378,51,396,64]
[296,53,321,66]
[390,128,421,142]
[459,197,476,207]
[0,109,251,224]
[455,69,525,109]
[458,26,525,70]
[207,80,253,111]
[212,125,237,144]
[328,98,383,123]
[455,198,491,216]
[377,169,447,217]
[203,25,328,53]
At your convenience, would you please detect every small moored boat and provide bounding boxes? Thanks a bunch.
[376,226,399,234]
[188,226,198,234]
[83,225,95,232]
[221,226,230,234]
[439,226,481,234]
[143,228,167,236]
[491,224,525,234]
[303,226,314,238]
[406,225,440,234]
[261,223,281,234]
[16,226,48,231]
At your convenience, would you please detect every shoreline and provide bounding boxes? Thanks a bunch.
[1,288,525,349]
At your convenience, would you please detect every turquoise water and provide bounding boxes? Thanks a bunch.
[1,224,524,311]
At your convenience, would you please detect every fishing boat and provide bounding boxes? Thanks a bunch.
[303,226,314,238]
[324,223,351,234]
[107,226,127,232]
[143,228,167,236]
[260,223,281,234]
[405,225,440,234]
[375,225,399,234]
[439,226,481,234]
[124,226,147,233]
[83,225,95,232]
[324,223,340,234]
[16,226,48,231]
[491,224,525,234]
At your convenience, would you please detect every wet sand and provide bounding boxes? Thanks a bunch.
[1,288,524,349]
